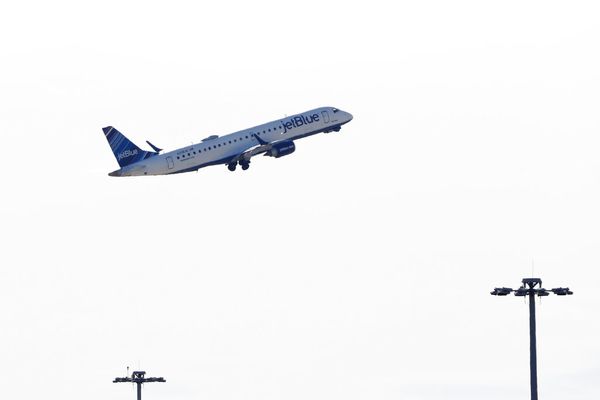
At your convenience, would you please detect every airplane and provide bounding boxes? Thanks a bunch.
[102,106,353,176]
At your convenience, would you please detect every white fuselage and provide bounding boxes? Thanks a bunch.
[110,107,353,176]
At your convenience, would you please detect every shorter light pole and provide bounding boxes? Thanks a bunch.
[114,370,166,400]
[491,278,572,400]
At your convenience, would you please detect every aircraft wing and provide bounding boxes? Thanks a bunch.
[236,143,272,162]
[232,134,273,163]
[230,134,296,169]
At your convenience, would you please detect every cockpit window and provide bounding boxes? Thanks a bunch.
[332,108,339,113]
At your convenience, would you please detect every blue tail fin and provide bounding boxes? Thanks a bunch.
[102,126,156,167]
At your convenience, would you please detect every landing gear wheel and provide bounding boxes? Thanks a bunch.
[240,161,250,170]
[227,163,237,172]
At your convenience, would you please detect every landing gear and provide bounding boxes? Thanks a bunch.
[228,160,250,171]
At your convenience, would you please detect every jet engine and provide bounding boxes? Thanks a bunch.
[267,141,295,158]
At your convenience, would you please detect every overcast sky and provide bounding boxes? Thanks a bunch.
[1,1,599,399]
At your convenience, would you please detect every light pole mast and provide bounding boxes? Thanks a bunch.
[114,370,166,400]
[491,278,573,400]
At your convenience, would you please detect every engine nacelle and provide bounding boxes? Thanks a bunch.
[267,140,295,158]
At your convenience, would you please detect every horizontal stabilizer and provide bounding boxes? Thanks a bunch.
[146,140,162,153]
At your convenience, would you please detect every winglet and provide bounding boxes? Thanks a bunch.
[146,140,163,153]
[253,133,268,145]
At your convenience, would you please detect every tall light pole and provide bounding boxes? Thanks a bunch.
[114,370,166,400]
[491,278,573,400]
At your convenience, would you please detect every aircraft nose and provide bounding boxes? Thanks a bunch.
[346,112,353,122]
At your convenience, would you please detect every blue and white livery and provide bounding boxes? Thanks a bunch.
[102,106,353,176]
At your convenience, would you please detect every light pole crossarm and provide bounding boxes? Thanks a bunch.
[113,370,166,400]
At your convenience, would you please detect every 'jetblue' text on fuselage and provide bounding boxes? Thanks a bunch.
[281,113,320,134]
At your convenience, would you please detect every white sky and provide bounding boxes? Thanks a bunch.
[1,1,599,399]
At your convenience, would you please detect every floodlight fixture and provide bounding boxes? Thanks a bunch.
[113,370,166,400]
[491,277,573,400]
